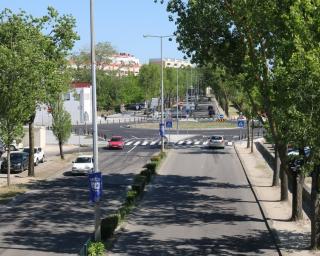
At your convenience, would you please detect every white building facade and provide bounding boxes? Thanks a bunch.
[34,82,92,126]
[149,58,193,68]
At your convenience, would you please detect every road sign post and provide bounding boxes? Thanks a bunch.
[166,119,173,144]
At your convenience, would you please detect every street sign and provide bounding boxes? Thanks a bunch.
[166,119,173,128]
[219,114,224,119]
[159,123,165,137]
[88,172,103,203]
[237,120,245,128]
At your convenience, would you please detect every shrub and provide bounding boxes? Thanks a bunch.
[132,183,145,195]
[118,205,131,219]
[87,241,105,256]
[159,151,166,159]
[101,214,120,240]
[150,155,161,162]
[144,162,157,174]
[134,174,147,185]
[126,189,138,205]
[140,169,151,183]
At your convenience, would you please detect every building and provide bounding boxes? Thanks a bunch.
[70,52,141,77]
[149,58,193,68]
[34,82,92,126]
[103,53,141,76]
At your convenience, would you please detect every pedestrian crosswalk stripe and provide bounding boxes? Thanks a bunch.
[134,141,141,146]
[142,140,149,146]
[194,141,201,145]
[186,140,193,145]
[177,140,184,145]
[203,141,208,145]
[125,141,134,146]
[150,140,159,146]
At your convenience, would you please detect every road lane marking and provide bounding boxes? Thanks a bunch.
[150,140,159,146]
[177,140,184,145]
[127,145,137,153]
[186,140,193,145]
[134,141,141,146]
[125,141,134,146]
[203,141,209,145]
[194,141,201,145]
[142,140,149,146]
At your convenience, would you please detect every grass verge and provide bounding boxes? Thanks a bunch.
[0,184,27,204]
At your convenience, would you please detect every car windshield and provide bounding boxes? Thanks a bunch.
[211,136,223,140]
[111,137,122,142]
[23,148,37,153]
[11,154,23,161]
[75,157,92,163]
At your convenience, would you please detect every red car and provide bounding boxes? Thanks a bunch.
[108,136,125,149]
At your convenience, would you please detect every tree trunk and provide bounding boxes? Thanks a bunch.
[311,166,320,249]
[291,169,304,221]
[28,113,35,177]
[7,147,11,186]
[59,140,64,160]
[272,144,280,186]
[246,119,250,148]
[251,118,254,153]
[279,143,289,201]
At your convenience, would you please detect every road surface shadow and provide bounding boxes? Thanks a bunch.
[0,172,136,254]
[109,174,279,255]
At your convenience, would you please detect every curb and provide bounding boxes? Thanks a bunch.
[234,143,283,256]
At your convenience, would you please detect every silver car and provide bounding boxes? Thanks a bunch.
[208,135,225,149]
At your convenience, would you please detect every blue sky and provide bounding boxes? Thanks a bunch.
[0,0,184,64]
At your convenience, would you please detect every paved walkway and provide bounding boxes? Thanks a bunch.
[235,141,318,256]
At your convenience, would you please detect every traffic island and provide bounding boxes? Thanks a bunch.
[99,151,167,250]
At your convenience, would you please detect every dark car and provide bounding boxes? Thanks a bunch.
[1,152,29,173]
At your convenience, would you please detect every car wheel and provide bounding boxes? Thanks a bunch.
[35,159,39,166]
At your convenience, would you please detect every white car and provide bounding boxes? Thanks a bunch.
[22,147,45,166]
[71,155,94,175]
[208,135,225,149]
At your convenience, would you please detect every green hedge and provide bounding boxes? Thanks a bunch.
[140,169,152,183]
[87,241,105,256]
[100,152,167,242]
[144,162,157,174]
[101,214,120,240]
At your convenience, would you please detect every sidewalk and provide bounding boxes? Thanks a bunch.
[235,141,318,256]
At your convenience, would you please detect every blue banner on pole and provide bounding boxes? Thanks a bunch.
[88,172,103,203]
[237,120,245,128]
[165,120,173,128]
[159,123,165,137]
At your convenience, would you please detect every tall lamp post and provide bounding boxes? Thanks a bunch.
[176,67,179,134]
[90,0,101,241]
[143,34,173,152]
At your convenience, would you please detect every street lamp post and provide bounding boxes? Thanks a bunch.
[90,0,101,242]
[143,34,173,152]
[176,67,179,134]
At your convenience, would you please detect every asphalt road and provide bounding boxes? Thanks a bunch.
[108,146,279,255]
[0,145,158,256]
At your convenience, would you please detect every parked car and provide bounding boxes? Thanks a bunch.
[1,152,29,173]
[23,147,45,166]
[107,136,125,149]
[208,135,225,149]
[71,155,94,175]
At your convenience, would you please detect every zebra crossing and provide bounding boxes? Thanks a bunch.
[123,137,221,148]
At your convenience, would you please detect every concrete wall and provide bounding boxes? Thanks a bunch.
[22,126,46,150]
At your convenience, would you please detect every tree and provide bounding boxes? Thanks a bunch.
[0,8,50,185]
[51,97,72,160]
[71,42,117,71]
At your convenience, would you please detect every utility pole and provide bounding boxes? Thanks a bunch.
[90,0,101,242]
